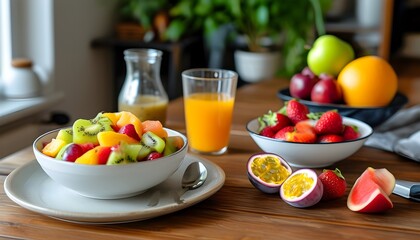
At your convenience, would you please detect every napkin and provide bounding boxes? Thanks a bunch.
[364,105,420,162]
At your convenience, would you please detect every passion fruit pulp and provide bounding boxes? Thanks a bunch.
[247,153,292,194]
[280,169,323,208]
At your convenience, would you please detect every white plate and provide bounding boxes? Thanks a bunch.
[4,154,225,224]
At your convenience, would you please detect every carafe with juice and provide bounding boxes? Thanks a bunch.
[118,49,168,124]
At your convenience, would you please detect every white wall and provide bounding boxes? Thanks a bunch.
[0,0,119,158]
[52,0,118,120]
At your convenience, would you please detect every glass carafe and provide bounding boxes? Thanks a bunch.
[118,49,168,125]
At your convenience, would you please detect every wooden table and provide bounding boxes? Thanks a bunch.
[1,76,420,239]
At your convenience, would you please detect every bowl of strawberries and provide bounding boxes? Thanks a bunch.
[246,99,373,168]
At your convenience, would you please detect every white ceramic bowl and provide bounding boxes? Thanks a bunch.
[33,128,188,199]
[246,117,373,168]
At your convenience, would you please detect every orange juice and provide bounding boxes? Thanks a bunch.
[184,92,234,153]
[119,95,168,125]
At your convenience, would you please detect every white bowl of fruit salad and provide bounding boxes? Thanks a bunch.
[246,100,373,168]
[33,111,188,199]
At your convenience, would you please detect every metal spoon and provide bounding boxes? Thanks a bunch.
[175,161,208,204]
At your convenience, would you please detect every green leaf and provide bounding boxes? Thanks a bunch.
[164,19,187,42]
[255,5,269,28]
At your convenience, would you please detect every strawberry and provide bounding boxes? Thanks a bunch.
[285,121,316,143]
[274,113,292,131]
[274,126,294,140]
[342,125,360,141]
[260,127,276,138]
[258,112,292,138]
[317,134,344,143]
[286,99,309,124]
[319,168,347,201]
[314,110,343,135]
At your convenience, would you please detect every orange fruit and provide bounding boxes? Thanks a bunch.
[337,56,398,107]
[142,120,168,138]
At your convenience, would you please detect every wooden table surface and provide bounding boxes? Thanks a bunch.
[1,76,420,239]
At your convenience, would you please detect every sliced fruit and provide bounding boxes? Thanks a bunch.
[116,111,143,137]
[280,169,323,208]
[97,146,112,164]
[106,143,137,165]
[141,131,165,153]
[347,167,395,213]
[274,126,295,140]
[101,112,121,126]
[146,152,163,160]
[72,117,113,145]
[56,143,85,162]
[118,124,141,141]
[163,136,184,156]
[285,121,317,143]
[142,120,168,139]
[74,147,101,165]
[97,131,139,147]
[247,153,292,194]
[42,138,67,158]
[56,128,73,144]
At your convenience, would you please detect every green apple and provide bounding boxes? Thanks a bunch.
[307,35,355,76]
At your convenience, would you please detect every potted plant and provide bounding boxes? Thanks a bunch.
[226,0,331,82]
[115,0,331,80]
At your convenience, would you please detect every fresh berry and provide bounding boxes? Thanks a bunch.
[118,124,141,141]
[147,152,163,160]
[61,144,85,162]
[274,113,292,131]
[259,113,292,138]
[314,110,343,135]
[260,127,276,138]
[342,125,360,141]
[319,168,347,201]
[285,121,316,143]
[274,126,295,140]
[318,134,344,143]
[286,99,309,124]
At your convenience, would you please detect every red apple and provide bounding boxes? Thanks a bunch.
[290,73,318,100]
[302,66,318,79]
[310,75,342,104]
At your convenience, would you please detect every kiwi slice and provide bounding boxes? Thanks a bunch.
[72,117,113,145]
[126,144,152,161]
[141,131,165,153]
[56,128,73,144]
[106,143,137,165]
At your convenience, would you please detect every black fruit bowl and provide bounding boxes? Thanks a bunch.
[277,88,408,128]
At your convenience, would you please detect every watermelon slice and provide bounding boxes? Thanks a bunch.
[347,167,396,213]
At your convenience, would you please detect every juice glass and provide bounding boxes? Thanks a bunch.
[182,69,238,155]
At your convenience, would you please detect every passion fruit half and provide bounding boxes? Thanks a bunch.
[247,153,293,194]
[280,169,323,208]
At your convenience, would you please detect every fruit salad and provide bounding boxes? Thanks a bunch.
[257,99,360,143]
[41,111,184,165]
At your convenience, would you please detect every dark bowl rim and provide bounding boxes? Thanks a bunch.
[277,87,408,110]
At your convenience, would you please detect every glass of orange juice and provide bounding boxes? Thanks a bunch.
[182,69,238,155]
